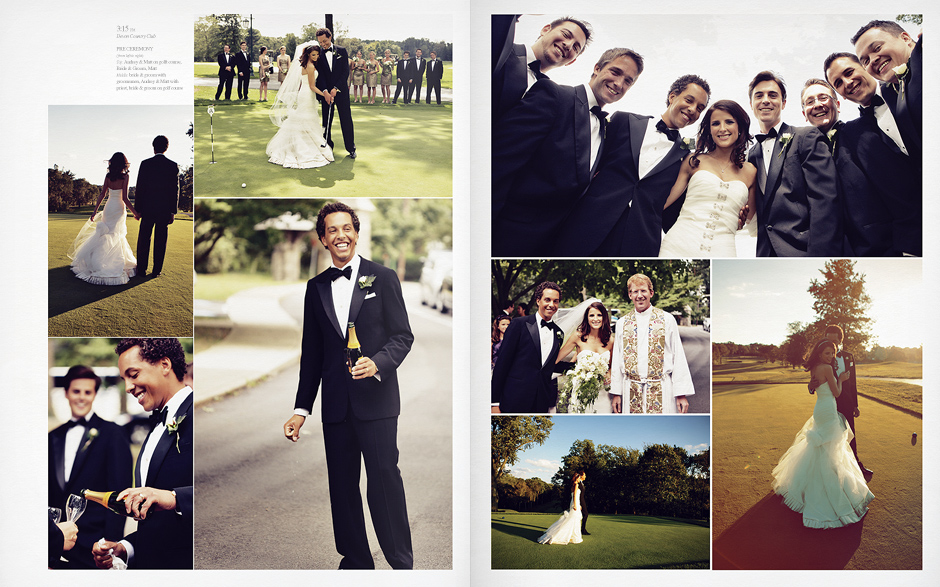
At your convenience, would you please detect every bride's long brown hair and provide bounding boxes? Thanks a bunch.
[690,100,752,170]
[106,152,129,182]
[301,45,320,68]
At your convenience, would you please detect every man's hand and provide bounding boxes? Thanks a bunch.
[284,414,305,442]
[92,539,126,569]
[57,521,78,551]
[351,357,378,380]
[491,406,501,414]
[675,396,690,414]
[329,89,338,99]
[611,396,622,413]
[854,407,860,418]
[737,204,749,230]
[117,487,176,520]
[839,371,850,382]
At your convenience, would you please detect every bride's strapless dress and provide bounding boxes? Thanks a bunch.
[67,188,137,285]
[771,381,875,528]
[266,83,334,168]
[538,489,583,545]
[568,349,613,414]
[659,170,749,258]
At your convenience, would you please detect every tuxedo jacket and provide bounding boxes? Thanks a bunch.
[216,51,235,78]
[492,42,545,123]
[233,50,252,76]
[577,480,587,511]
[491,315,562,413]
[396,58,416,81]
[562,112,687,256]
[491,80,593,257]
[413,57,426,79]
[835,116,922,256]
[747,123,841,256]
[316,44,351,92]
[835,350,858,416]
[295,258,414,424]
[425,58,444,82]
[135,154,179,222]
[884,35,922,163]
[126,393,194,569]
[48,414,132,565]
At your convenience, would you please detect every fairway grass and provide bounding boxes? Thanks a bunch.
[193,94,452,198]
[491,513,709,569]
[49,213,194,337]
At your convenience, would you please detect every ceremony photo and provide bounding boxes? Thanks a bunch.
[48,337,194,570]
[491,415,710,569]
[192,198,453,569]
[710,258,922,569]
[490,260,710,415]
[48,105,195,338]
[491,14,921,258]
[193,14,454,197]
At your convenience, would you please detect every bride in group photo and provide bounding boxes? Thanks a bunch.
[554,299,614,414]
[266,41,334,169]
[537,471,586,545]
[67,152,138,285]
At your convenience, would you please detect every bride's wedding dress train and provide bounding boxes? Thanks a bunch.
[68,188,137,285]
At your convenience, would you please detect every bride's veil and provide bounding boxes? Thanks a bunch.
[269,41,317,127]
[553,297,601,363]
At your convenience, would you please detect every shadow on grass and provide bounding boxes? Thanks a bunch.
[712,384,782,396]
[713,492,863,569]
[48,265,148,318]
[491,518,545,542]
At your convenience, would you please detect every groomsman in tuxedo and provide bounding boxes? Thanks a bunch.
[824,325,874,481]
[578,473,590,535]
[48,366,131,568]
[284,202,413,569]
[135,135,179,277]
[411,49,426,103]
[491,48,641,257]
[234,41,252,100]
[492,15,592,122]
[93,338,193,569]
[215,44,235,100]
[491,282,564,414]
[393,51,415,104]
[315,28,356,158]
[425,51,444,104]
[824,55,922,256]
[746,71,841,257]
[563,74,711,256]
[852,20,921,162]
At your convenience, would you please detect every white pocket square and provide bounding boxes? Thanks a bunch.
[364,292,377,300]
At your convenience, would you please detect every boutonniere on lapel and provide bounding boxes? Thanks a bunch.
[166,415,186,453]
[80,428,99,452]
[679,137,695,151]
[891,63,909,99]
[555,329,564,341]
[777,133,793,158]
[358,275,376,290]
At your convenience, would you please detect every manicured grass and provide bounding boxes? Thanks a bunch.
[194,61,454,89]
[49,213,194,337]
[194,271,283,301]
[193,94,452,198]
[491,512,709,569]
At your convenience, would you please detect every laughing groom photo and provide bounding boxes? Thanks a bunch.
[283,201,412,569]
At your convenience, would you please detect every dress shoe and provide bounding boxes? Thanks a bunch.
[582,530,590,535]
[349,150,357,159]
[858,462,873,481]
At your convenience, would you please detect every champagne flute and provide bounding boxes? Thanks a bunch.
[48,507,63,524]
[66,493,86,523]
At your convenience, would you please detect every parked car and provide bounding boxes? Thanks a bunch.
[419,250,453,311]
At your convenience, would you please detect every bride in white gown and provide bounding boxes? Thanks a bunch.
[266,42,334,169]
[67,153,138,285]
[660,100,758,258]
[538,472,585,544]
[771,340,875,528]
[554,299,614,414]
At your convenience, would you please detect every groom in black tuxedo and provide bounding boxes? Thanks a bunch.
[48,366,131,568]
[562,74,711,256]
[284,202,413,569]
[315,28,356,158]
[393,51,416,104]
[825,325,873,481]
[135,135,179,277]
[215,44,235,100]
[93,338,194,569]
[491,282,563,413]
[578,473,590,535]
[491,48,642,257]
[234,41,252,100]
[746,71,841,257]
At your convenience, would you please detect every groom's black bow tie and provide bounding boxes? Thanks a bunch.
[756,128,778,143]
[65,419,87,431]
[149,407,168,429]
[324,46,334,53]
[325,266,353,281]
[528,60,547,80]
[656,119,679,142]
[540,319,553,329]
[859,93,885,117]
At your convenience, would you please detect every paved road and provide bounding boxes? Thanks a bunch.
[194,284,453,569]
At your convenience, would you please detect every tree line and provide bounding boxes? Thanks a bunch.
[49,166,193,214]
[195,15,454,63]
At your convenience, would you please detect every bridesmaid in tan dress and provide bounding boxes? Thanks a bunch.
[351,50,365,103]
[276,46,290,83]
[366,51,379,105]
[380,49,395,104]
[257,46,271,101]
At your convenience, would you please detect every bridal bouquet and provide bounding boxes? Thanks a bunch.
[557,353,609,414]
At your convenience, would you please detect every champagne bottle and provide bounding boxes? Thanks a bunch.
[346,322,363,373]
[80,489,130,517]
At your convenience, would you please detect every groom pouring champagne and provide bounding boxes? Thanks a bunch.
[284,201,414,569]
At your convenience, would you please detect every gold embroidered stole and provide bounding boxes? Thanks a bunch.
[621,307,666,413]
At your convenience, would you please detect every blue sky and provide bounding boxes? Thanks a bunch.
[506,415,710,482]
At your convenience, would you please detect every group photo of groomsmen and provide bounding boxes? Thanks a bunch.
[491,14,922,258]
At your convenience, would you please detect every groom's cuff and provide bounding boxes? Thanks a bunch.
[293,408,310,418]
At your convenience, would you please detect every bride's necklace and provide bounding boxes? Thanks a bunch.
[718,158,732,176]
